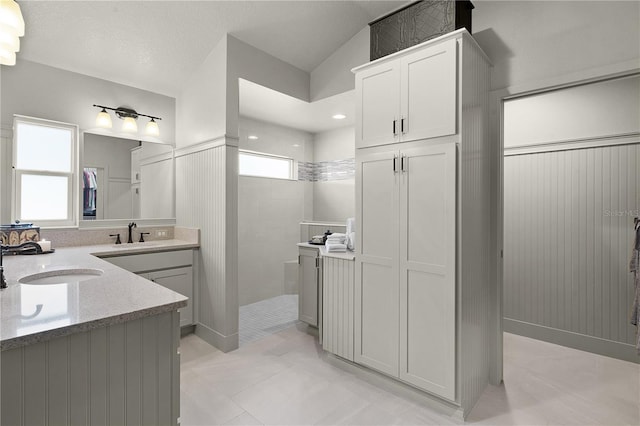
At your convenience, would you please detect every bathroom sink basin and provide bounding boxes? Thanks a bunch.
[19,268,104,285]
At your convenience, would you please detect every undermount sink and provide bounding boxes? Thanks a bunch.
[19,268,104,285]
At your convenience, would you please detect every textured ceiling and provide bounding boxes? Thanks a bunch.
[18,0,407,97]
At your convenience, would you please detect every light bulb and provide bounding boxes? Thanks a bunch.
[0,48,15,66]
[0,29,19,52]
[122,116,137,133]
[95,109,112,128]
[0,1,25,37]
[145,118,160,136]
[332,114,346,120]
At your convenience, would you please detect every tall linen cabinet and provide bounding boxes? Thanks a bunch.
[352,29,492,419]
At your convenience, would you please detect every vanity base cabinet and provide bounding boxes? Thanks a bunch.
[102,249,195,327]
[298,246,321,327]
[0,311,181,426]
[140,267,194,328]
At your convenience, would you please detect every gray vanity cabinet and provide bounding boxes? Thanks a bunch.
[103,249,195,327]
[298,246,321,327]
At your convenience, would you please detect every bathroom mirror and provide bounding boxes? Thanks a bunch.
[80,131,175,225]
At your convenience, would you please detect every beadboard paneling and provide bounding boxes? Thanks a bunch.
[459,36,493,416]
[504,143,640,355]
[322,256,355,361]
[175,143,239,351]
[0,311,180,426]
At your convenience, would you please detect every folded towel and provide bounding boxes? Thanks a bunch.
[327,232,346,238]
[325,243,347,252]
[326,235,347,243]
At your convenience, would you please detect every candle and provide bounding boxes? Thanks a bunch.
[38,239,51,252]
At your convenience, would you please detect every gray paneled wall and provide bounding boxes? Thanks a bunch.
[322,256,355,361]
[0,312,180,426]
[175,141,239,351]
[504,143,639,359]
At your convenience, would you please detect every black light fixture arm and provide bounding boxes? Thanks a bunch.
[92,104,162,121]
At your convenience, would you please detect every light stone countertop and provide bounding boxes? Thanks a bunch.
[0,239,199,351]
[297,242,356,261]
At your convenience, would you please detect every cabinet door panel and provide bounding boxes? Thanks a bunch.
[399,143,456,400]
[149,267,193,327]
[355,149,399,376]
[356,62,400,149]
[401,38,457,142]
[298,248,318,326]
[359,153,397,260]
[358,262,398,375]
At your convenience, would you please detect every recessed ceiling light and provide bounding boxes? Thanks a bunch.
[248,135,259,140]
[332,114,346,120]
[292,144,300,147]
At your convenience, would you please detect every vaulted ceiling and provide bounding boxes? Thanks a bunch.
[18,1,406,97]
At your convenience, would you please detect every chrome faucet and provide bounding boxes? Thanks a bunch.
[127,222,137,244]
[1,244,7,289]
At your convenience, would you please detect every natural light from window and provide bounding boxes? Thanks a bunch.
[16,123,72,172]
[13,116,77,226]
[239,150,293,180]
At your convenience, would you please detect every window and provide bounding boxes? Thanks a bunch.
[239,150,293,180]
[13,116,78,227]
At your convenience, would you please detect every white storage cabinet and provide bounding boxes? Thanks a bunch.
[352,29,493,418]
[355,38,457,149]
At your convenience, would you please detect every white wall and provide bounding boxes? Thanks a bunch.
[175,36,228,149]
[238,117,313,306]
[473,0,640,90]
[504,75,640,148]
[226,35,310,139]
[307,1,640,99]
[312,126,355,222]
[310,27,369,102]
[0,60,176,143]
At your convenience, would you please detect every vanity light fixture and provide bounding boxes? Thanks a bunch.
[248,135,259,140]
[92,104,162,136]
[0,0,25,66]
[332,114,346,120]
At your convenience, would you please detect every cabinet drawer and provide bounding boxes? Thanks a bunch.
[103,249,193,273]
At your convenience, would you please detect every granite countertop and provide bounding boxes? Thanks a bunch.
[0,239,199,351]
[297,242,356,261]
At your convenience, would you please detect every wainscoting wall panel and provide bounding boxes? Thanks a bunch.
[504,142,640,362]
[175,140,239,351]
[322,256,355,361]
[458,37,493,416]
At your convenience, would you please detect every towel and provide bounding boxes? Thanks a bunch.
[325,243,347,252]
[326,233,346,239]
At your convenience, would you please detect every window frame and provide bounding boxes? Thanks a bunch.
[238,149,295,180]
[12,115,79,228]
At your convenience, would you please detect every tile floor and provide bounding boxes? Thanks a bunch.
[239,295,300,346]
[180,327,640,425]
